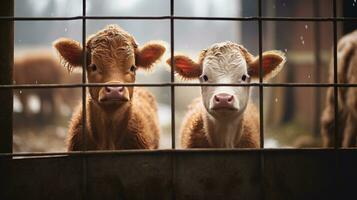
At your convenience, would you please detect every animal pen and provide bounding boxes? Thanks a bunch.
[1,0,357,199]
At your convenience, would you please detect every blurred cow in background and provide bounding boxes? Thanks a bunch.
[14,53,63,121]
[57,70,82,117]
[13,52,82,123]
[321,30,357,147]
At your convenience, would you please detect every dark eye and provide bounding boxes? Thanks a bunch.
[201,75,208,82]
[241,74,249,82]
[130,65,137,72]
[202,75,208,81]
[89,64,97,71]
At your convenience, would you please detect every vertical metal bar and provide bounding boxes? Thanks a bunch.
[332,1,339,199]
[170,2,176,200]
[81,0,88,199]
[258,1,265,200]
[170,0,176,150]
[332,0,339,148]
[313,0,322,137]
[258,0,264,149]
[0,0,14,154]
[82,0,87,149]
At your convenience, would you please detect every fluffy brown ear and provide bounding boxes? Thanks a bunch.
[135,41,166,69]
[53,38,83,72]
[166,55,202,79]
[242,48,286,80]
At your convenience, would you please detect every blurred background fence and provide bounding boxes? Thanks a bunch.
[1,1,357,199]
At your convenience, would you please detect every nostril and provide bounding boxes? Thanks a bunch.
[118,86,124,92]
[214,95,220,102]
[105,87,111,93]
[227,95,234,102]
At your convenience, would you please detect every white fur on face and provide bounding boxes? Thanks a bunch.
[199,42,250,117]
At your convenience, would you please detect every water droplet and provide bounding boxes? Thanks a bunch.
[19,90,22,94]
[275,98,278,103]
[64,28,68,32]
[300,36,305,45]
[307,74,311,79]
[35,80,38,84]
[284,48,288,52]
[18,39,22,43]
[13,80,16,84]
[353,2,356,6]
[305,25,308,30]
[282,2,286,7]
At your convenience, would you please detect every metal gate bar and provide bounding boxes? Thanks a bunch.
[1,16,357,21]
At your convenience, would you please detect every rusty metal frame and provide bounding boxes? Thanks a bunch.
[1,0,357,199]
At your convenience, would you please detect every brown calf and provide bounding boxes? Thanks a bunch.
[321,30,357,147]
[54,25,165,150]
[168,42,286,148]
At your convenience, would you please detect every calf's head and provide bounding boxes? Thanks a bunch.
[54,25,165,108]
[168,41,286,118]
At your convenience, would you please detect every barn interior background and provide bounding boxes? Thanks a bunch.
[12,0,356,152]
[2,0,357,199]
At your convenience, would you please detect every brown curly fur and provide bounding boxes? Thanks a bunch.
[54,25,165,151]
[180,98,260,148]
[67,88,159,150]
[321,30,357,147]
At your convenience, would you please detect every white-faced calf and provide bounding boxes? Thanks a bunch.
[54,25,166,150]
[168,41,286,148]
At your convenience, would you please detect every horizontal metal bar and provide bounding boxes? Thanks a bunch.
[1,148,356,158]
[1,82,357,89]
[175,16,357,22]
[0,16,169,21]
[0,16,357,21]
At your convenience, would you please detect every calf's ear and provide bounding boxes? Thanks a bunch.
[53,38,83,72]
[135,41,166,69]
[239,46,286,80]
[166,55,203,79]
[247,50,286,80]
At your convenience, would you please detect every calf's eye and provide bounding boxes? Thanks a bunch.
[130,65,137,72]
[241,74,249,82]
[89,64,97,71]
[201,75,208,82]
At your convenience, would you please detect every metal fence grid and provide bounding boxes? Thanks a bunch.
[0,0,357,198]
[0,0,357,153]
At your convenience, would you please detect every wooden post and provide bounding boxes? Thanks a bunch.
[0,0,14,153]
